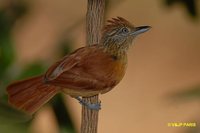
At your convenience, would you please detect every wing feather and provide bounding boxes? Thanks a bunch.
[44,45,121,93]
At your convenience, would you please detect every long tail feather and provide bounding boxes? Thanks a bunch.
[7,75,58,115]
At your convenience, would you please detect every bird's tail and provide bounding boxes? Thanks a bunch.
[7,75,58,115]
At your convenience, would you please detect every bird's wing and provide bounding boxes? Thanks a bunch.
[44,45,117,92]
[44,47,86,81]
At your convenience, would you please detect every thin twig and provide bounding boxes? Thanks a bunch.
[81,0,105,133]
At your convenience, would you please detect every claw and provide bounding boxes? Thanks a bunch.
[74,96,101,110]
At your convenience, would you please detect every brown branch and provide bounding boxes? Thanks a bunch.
[86,0,105,46]
[81,0,105,133]
[81,95,99,133]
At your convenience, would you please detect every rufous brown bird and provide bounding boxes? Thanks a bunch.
[7,17,151,115]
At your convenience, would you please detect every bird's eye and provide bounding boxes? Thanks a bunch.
[121,27,129,33]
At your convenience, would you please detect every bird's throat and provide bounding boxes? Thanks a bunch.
[98,43,127,60]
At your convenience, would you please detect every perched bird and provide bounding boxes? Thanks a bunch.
[7,17,151,115]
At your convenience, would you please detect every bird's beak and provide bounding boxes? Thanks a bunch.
[130,26,151,36]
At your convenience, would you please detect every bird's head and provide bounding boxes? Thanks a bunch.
[101,17,151,52]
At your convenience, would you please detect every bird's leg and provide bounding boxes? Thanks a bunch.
[74,96,101,110]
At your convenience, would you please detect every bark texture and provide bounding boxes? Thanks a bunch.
[81,0,105,133]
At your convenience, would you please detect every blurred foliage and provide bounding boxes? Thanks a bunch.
[170,86,200,102]
[163,1,199,133]
[51,95,76,133]
[0,1,35,133]
[0,101,31,124]
[169,86,200,133]
[184,122,200,133]
[0,0,30,96]
[165,0,198,18]
[58,39,73,57]
[17,62,47,80]
[0,101,32,133]
[0,1,75,133]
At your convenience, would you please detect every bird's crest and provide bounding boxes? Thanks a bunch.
[103,17,134,34]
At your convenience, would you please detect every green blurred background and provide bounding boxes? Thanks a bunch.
[0,0,200,133]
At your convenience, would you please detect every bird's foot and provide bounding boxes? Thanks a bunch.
[74,96,101,110]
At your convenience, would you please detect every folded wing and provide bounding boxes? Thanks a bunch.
[44,45,118,93]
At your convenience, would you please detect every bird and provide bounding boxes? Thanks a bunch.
[6,17,151,115]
